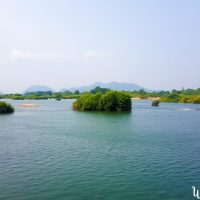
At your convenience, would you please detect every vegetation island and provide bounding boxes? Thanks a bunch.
[0,101,15,114]
[151,100,160,107]
[72,90,132,111]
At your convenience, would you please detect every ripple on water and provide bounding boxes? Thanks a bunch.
[0,100,200,200]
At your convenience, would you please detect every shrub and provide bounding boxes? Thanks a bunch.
[0,101,15,114]
[72,91,132,111]
[151,100,160,106]
[161,93,180,103]
[179,95,200,104]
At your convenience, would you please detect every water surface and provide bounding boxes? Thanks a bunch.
[0,100,200,200]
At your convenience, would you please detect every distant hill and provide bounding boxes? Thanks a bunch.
[61,81,151,93]
[23,85,54,94]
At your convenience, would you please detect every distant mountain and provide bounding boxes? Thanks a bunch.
[23,85,54,94]
[61,81,151,92]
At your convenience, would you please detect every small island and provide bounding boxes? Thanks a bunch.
[0,101,15,114]
[151,100,160,107]
[18,104,38,108]
[72,90,132,111]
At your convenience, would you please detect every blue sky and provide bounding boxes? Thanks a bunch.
[0,0,200,93]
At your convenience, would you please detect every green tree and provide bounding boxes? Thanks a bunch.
[74,90,80,95]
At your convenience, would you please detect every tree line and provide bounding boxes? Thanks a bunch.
[0,87,200,104]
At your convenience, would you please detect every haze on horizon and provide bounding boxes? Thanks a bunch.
[0,0,200,93]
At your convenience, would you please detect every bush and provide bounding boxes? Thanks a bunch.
[151,100,160,106]
[180,96,200,104]
[161,93,180,103]
[0,101,15,114]
[72,91,132,111]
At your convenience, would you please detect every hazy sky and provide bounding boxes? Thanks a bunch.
[0,0,200,93]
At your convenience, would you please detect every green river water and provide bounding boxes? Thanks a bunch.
[0,100,200,200]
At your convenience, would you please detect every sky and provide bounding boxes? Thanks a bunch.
[0,0,200,93]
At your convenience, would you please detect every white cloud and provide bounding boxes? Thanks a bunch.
[10,49,68,61]
[84,50,112,59]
